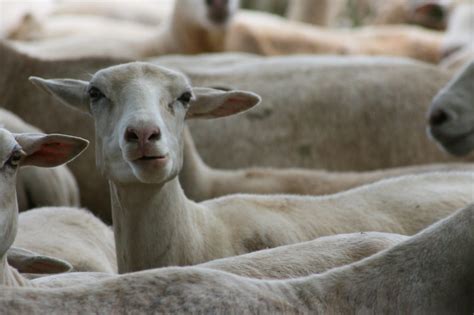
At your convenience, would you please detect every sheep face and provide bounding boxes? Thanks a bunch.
[0,128,87,256]
[428,61,474,156]
[86,63,190,185]
[178,0,239,28]
[0,129,22,255]
[29,62,260,185]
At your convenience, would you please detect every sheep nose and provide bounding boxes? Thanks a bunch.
[124,127,161,144]
[429,108,452,127]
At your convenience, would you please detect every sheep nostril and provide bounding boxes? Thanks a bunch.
[429,109,450,127]
[147,129,161,142]
[125,128,139,143]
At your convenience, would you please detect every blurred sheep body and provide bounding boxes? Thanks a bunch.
[8,0,238,59]
[227,10,443,63]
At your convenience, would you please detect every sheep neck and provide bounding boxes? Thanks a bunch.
[109,176,198,273]
[178,127,211,201]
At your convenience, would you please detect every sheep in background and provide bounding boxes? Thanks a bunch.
[227,10,444,63]
[8,0,239,59]
[182,127,474,201]
[7,13,158,42]
[31,62,473,273]
[287,0,456,29]
[50,0,174,26]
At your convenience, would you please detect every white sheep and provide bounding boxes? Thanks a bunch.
[1,204,473,313]
[50,0,174,26]
[7,13,158,42]
[268,0,452,29]
[429,61,474,155]
[0,108,79,211]
[8,0,239,59]
[2,43,473,222]
[0,127,411,284]
[226,9,444,63]
[0,128,90,286]
[31,62,474,273]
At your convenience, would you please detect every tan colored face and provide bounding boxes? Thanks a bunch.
[87,63,192,184]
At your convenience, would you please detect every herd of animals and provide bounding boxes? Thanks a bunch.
[0,0,473,313]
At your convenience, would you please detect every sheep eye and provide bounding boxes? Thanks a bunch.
[177,91,192,104]
[88,87,105,102]
[7,149,25,168]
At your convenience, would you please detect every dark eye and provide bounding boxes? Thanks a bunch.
[7,149,25,168]
[88,87,105,102]
[177,91,192,104]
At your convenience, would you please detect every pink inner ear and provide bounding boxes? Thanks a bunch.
[27,142,73,166]
[210,96,252,117]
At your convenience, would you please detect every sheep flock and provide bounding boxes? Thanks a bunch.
[0,0,473,313]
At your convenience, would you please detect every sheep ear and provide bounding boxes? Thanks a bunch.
[7,247,73,274]
[186,87,261,119]
[29,76,90,114]
[14,133,89,167]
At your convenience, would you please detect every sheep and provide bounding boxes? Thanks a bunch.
[3,43,473,222]
[8,0,239,59]
[182,127,474,201]
[428,61,474,156]
[439,3,474,72]
[0,128,409,284]
[0,127,410,284]
[1,204,473,313]
[0,0,54,39]
[7,13,158,42]
[50,0,174,26]
[0,108,80,212]
[226,10,444,63]
[31,62,474,273]
[286,0,454,29]
[0,128,89,286]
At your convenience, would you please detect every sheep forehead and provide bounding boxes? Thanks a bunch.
[90,62,191,102]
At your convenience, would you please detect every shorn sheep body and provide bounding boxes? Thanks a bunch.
[2,204,473,313]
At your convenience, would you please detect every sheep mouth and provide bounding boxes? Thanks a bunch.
[136,155,167,161]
